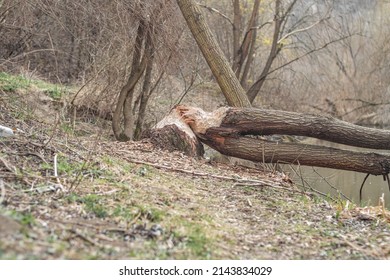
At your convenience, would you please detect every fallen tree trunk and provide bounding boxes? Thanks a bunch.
[178,106,390,150]
[171,105,390,176]
[200,134,390,175]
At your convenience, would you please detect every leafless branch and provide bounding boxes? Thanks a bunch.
[197,2,233,26]
[267,34,352,77]
[341,98,390,117]
[278,17,329,44]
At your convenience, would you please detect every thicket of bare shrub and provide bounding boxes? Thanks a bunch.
[1,0,390,136]
[0,0,194,138]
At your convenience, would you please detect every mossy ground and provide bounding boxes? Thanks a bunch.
[0,73,389,259]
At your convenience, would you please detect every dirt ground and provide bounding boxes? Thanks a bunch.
[1,85,390,260]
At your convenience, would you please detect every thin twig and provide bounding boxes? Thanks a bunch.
[359,173,370,204]
[277,17,329,44]
[267,34,352,76]
[197,3,233,25]
[69,228,101,247]
[70,60,111,106]
[51,219,101,229]
[0,179,5,205]
[311,168,352,202]
[69,131,103,191]
[53,154,58,177]
[43,113,60,149]
[287,165,337,202]
[0,156,16,173]
[129,211,142,227]
[0,49,57,66]
[7,151,48,164]
[297,162,306,189]
[338,234,381,258]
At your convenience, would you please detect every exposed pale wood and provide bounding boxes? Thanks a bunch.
[149,108,204,157]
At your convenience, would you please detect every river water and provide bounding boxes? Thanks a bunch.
[285,165,390,209]
[281,140,390,209]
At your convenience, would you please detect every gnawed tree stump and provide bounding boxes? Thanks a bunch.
[148,107,204,157]
[167,105,390,176]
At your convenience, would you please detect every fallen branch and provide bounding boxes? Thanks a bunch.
[0,156,16,173]
[232,182,307,196]
[123,156,301,194]
[69,228,101,247]
[201,136,390,175]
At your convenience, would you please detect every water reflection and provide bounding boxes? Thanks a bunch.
[277,138,390,209]
[283,163,390,209]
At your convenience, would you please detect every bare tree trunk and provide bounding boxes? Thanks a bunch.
[232,0,241,75]
[133,30,155,141]
[112,55,147,140]
[176,0,251,107]
[240,0,260,89]
[175,105,390,175]
[234,0,260,80]
[112,20,147,141]
[247,0,282,103]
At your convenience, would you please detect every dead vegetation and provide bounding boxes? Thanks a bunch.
[1,78,390,260]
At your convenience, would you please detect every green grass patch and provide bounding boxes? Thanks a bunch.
[65,193,108,218]
[0,72,31,92]
[83,194,108,218]
[0,71,70,99]
[185,224,211,258]
[169,217,214,259]
[19,212,36,227]
[112,205,136,220]
[112,204,166,223]
[3,209,35,227]
[140,207,165,223]
[65,193,84,204]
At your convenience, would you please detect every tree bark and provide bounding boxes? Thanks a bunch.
[112,20,147,141]
[176,105,390,175]
[234,0,260,81]
[214,108,390,150]
[240,0,260,89]
[122,20,146,141]
[112,54,147,141]
[133,28,155,141]
[232,0,242,75]
[176,0,251,107]
[202,135,390,175]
